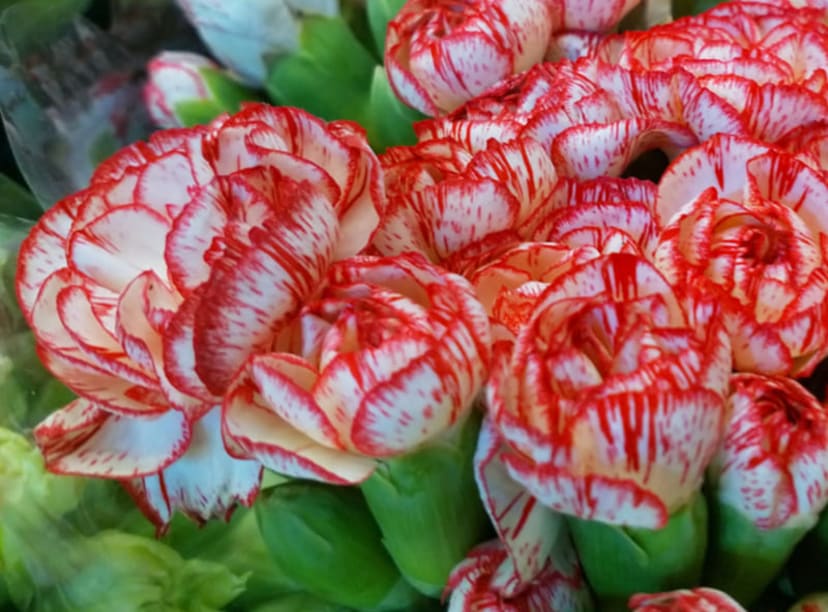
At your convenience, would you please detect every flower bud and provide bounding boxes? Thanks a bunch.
[704,374,828,606]
[143,51,258,128]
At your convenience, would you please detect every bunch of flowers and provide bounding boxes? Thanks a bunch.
[5,0,828,610]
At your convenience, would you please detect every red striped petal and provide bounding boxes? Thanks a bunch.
[552,119,697,180]
[504,454,668,528]
[349,352,464,456]
[313,336,434,450]
[117,272,208,416]
[630,588,746,611]
[474,419,563,595]
[164,179,230,294]
[222,377,375,484]
[67,205,171,294]
[213,105,382,257]
[446,539,590,611]
[466,138,558,226]
[711,374,828,529]
[563,0,639,30]
[162,289,218,402]
[15,193,79,321]
[373,178,521,266]
[385,47,440,116]
[249,352,340,448]
[38,348,168,415]
[34,398,190,478]
[655,134,770,227]
[193,172,340,394]
[124,407,262,530]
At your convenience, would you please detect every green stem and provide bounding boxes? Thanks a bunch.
[704,502,810,607]
[568,492,708,612]
[361,411,492,597]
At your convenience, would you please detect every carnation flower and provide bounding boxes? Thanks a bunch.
[17,104,384,527]
[222,254,491,483]
[654,134,828,376]
[488,253,731,528]
[385,0,557,116]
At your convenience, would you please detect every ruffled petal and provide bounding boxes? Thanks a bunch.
[222,377,376,484]
[193,171,340,394]
[34,398,190,478]
[123,407,262,530]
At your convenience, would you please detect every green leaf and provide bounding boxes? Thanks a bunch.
[64,478,152,537]
[360,411,491,597]
[173,68,260,127]
[265,15,377,125]
[247,593,348,612]
[0,175,41,219]
[255,482,423,611]
[202,67,260,111]
[0,426,80,514]
[87,130,120,167]
[174,99,233,128]
[672,0,729,17]
[568,492,708,612]
[161,507,299,610]
[704,501,811,607]
[0,0,91,63]
[788,508,828,596]
[341,0,378,62]
[0,427,82,608]
[364,66,423,153]
[366,0,407,57]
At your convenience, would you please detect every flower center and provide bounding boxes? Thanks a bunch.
[741,225,786,265]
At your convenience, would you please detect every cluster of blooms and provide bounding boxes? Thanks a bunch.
[15,0,828,609]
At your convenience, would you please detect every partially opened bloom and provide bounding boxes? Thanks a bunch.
[222,254,491,484]
[711,374,828,531]
[588,1,828,144]
[17,104,384,527]
[595,0,828,82]
[704,373,828,604]
[628,588,746,611]
[175,0,339,85]
[385,0,557,116]
[654,134,828,376]
[489,253,731,528]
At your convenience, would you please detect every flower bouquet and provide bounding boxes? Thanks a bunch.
[2,0,828,610]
